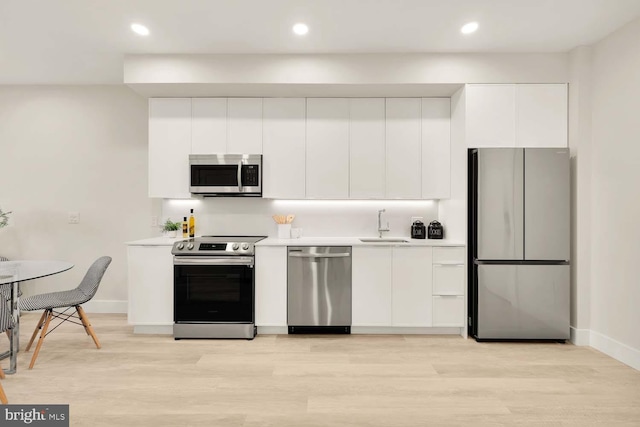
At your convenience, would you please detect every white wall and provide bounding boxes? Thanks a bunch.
[568,46,593,344]
[0,85,156,312]
[589,17,640,369]
[161,199,439,240]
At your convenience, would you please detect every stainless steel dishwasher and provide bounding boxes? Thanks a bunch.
[287,246,352,334]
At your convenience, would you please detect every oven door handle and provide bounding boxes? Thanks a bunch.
[174,257,254,267]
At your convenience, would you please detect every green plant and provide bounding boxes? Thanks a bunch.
[162,218,181,232]
[0,207,11,229]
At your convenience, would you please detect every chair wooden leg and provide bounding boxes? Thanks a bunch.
[0,366,5,379]
[76,306,101,349]
[29,309,53,370]
[0,381,7,404]
[25,310,48,352]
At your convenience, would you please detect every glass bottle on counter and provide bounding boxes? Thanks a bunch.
[182,217,188,238]
[189,209,195,238]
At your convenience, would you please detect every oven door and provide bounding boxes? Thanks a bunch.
[174,257,254,323]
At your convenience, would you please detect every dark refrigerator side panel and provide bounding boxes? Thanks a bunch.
[467,149,478,337]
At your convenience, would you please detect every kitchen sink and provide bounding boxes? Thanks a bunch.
[359,238,409,243]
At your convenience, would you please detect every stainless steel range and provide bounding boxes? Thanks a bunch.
[172,235,266,339]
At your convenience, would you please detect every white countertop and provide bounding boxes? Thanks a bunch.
[256,237,465,247]
[127,236,465,247]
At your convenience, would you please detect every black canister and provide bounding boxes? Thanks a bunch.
[427,220,444,239]
[411,220,426,239]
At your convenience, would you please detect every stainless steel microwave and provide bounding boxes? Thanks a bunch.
[189,154,262,196]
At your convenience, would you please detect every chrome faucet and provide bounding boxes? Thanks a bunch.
[377,209,390,238]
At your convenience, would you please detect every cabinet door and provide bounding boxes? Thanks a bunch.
[386,98,422,198]
[192,98,227,154]
[352,247,392,326]
[350,98,386,199]
[263,98,306,199]
[432,296,465,327]
[306,98,350,199]
[466,84,516,148]
[421,98,451,199]
[255,246,288,326]
[127,246,174,325]
[228,98,263,154]
[392,246,432,326]
[148,98,192,198]
[517,84,568,148]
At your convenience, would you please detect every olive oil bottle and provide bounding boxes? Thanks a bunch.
[188,209,195,238]
[182,217,188,238]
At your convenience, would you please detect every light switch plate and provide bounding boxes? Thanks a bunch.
[68,212,80,224]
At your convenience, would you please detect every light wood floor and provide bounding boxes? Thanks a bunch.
[1,313,639,426]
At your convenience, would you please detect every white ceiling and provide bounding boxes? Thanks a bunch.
[1,0,640,84]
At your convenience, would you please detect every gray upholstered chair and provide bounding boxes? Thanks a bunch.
[0,295,13,404]
[19,256,112,369]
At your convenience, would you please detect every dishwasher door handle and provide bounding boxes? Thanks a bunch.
[289,253,351,258]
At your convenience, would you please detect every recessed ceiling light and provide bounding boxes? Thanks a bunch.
[131,23,150,36]
[292,23,309,36]
[461,21,479,34]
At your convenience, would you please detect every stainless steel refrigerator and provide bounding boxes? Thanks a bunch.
[468,148,570,341]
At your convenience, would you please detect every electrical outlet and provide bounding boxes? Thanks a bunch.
[151,216,159,227]
[68,212,80,224]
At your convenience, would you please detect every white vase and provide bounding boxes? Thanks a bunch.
[163,230,177,238]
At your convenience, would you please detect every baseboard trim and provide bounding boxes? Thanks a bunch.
[82,300,127,314]
[257,326,288,335]
[351,326,462,335]
[570,326,591,346]
[589,330,640,371]
[133,325,173,335]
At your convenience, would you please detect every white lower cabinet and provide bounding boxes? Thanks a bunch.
[431,247,466,327]
[352,247,393,326]
[392,247,433,326]
[255,246,288,327]
[127,246,174,329]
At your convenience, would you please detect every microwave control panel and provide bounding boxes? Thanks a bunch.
[241,165,259,186]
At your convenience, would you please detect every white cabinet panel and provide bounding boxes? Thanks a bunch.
[466,84,516,148]
[517,84,568,148]
[433,247,465,264]
[127,246,173,325]
[191,98,227,154]
[352,247,393,326]
[432,296,465,327]
[228,98,263,154]
[263,98,306,199]
[433,265,465,295]
[148,98,192,199]
[386,98,422,199]
[350,98,386,199]
[421,98,451,199]
[255,246,288,326]
[306,98,350,199]
[392,246,432,326]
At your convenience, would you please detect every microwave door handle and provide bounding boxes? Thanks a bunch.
[237,161,243,192]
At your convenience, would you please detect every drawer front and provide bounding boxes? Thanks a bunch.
[432,296,465,327]
[433,247,465,264]
[433,264,465,295]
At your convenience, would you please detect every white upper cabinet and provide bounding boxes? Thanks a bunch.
[466,84,568,148]
[191,98,227,154]
[227,98,263,154]
[421,98,451,199]
[349,98,386,199]
[516,84,568,148]
[148,98,192,199]
[386,98,422,199]
[262,98,306,199]
[466,84,517,148]
[306,98,350,199]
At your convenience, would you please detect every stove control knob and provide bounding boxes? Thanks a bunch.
[232,243,240,251]
[187,243,194,250]
[241,243,250,250]
[176,243,184,250]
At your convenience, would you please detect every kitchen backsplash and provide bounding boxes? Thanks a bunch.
[162,199,438,238]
